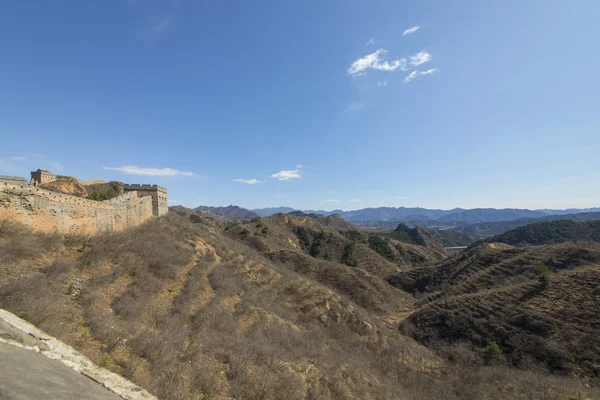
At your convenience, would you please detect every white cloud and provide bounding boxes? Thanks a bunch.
[377,81,388,87]
[152,17,171,34]
[233,178,262,184]
[366,38,375,46]
[277,193,288,198]
[403,26,420,36]
[350,199,363,202]
[271,169,301,181]
[0,153,63,175]
[347,49,407,76]
[344,101,365,113]
[103,166,194,176]
[347,50,432,77]
[323,199,340,203]
[168,199,179,204]
[138,16,172,42]
[409,51,432,67]
[296,164,306,169]
[403,68,438,83]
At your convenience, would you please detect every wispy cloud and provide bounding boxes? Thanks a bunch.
[138,16,173,42]
[277,193,288,198]
[152,17,171,34]
[377,81,388,87]
[403,26,420,36]
[0,153,63,174]
[348,49,407,76]
[403,68,439,83]
[366,38,375,46]
[168,199,179,204]
[323,199,341,203]
[350,199,363,202]
[271,169,301,181]
[103,166,193,176]
[296,164,307,169]
[409,51,432,67]
[344,101,365,113]
[233,178,262,184]
[348,50,432,77]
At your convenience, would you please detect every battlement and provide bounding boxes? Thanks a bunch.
[103,191,139,204]
[0,182,154,234]
[0,169,170,231]
[0,176,30,186]
[122,184,168,216]
[123,184,167,193]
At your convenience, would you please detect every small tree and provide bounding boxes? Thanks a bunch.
[189,214,202,224]
[240,228,250,239]
[533,264,550,288]
[482,342,505,364]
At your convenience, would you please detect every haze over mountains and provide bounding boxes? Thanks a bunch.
[250,206,600,223]
[190,204,600,228]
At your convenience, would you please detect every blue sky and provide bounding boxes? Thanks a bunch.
[1,1,599,210]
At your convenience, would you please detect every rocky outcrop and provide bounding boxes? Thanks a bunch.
[40,176,88,198]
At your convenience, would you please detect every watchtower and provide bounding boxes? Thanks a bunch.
[122,184,168,216]
[30,169,56,186]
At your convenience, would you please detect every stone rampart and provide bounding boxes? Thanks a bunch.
[122,184,168,216]
[0,176,29,186]
[0,182,154,234]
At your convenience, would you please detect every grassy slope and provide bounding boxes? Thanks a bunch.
[397,242,600,383]
[0,214,598,399]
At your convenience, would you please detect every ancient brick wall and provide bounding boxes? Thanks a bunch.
[0,183,154,234]
[122,184,168,216]
[0,176,29,186]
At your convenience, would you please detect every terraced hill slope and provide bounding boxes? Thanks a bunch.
[1,213,598,399]
[395,242,600,383]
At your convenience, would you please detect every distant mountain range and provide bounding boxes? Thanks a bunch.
[250,206,600,224]
[454,211,600,236]
[195,205,259,221]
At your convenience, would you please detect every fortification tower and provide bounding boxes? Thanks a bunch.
[122,184,168,216]
[30,169,56,186]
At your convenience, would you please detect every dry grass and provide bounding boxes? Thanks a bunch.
[0,214,598,399]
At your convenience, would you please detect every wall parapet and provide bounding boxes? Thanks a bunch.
[123,184,167,193]
[103,191,138,204]
[0,182,141,210]
[0,176,29,186]
[0,182,155,234]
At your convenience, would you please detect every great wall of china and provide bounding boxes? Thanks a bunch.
[0,170,168,234]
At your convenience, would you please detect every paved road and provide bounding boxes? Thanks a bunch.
[0,309,156,400]
[0,341,121,400]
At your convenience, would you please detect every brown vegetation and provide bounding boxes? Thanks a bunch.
[0,214,598,399]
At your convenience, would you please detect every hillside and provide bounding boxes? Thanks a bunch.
[0,214,598,399]
[39,176,88,197]
[84,180,125,199]
[454,211,600,236]
[429,229,481,247]
[195,205,258,221]
[224,214,448,280]
[393,241,600,382]
[490,220,600,246]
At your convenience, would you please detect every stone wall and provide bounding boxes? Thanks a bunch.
[0,176,29,186]
[122,184,168,217]
[0,183,154,234]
